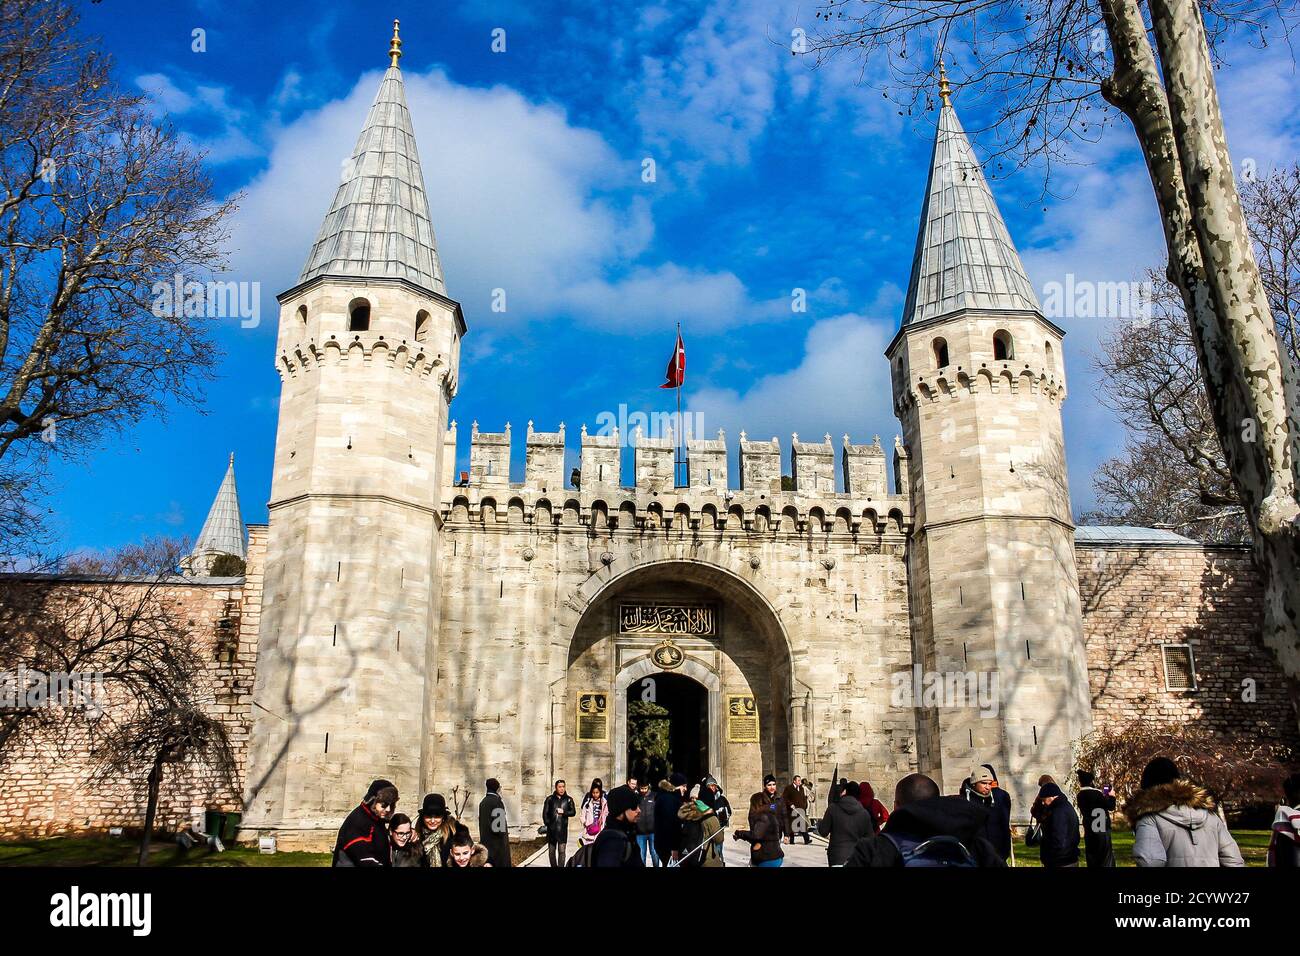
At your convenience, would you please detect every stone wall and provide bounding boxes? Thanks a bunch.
[1076,540,1298,747]
[0,525,264,839]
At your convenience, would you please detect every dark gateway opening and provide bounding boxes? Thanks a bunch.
[626,672,707,787]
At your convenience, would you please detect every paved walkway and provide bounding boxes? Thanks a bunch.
[522,832,831,867]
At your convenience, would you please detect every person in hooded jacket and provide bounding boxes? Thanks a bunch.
[844,773,1006,867]
[959,765,1011,861]
[333,780,398,867]
[1036,782,1081,867]
[653,773,688,863]
[677,797,725,867]
[1074,769,1116,868]
[817,780,875,865]
[1126,757,1244,867]
[1268,773,1300,868]
[857,780,889,832]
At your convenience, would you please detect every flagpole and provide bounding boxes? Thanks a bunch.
[676,321,684,488]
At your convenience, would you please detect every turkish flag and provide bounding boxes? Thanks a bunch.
[659,330,685,389]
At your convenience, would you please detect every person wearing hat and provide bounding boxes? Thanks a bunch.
[654,772,689,864]
[542,779,576,867]
[333,781,398,867]
[677,794,725,867]
[1036,781,1081,867]
[959,764,1011,862]
[590,783,645,867]
[1126,757,1244,867]
[416,792,470,867]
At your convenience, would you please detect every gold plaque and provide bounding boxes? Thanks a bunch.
[650,639,685,670]
[726,694,759,743]
[576,691,608,742]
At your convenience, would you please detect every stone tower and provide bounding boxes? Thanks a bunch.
[886,70,1090,813]
[243,22,465,845]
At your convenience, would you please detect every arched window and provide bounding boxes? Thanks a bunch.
[1044,340,1054,370]
[297,304,308,324]
[348,298,371,332]
[933,337,949,369]
[993,329,1014,361]
[415,309,431,343]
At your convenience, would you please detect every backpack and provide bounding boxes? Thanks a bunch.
[885,832,979,867]
[567,829,635,867]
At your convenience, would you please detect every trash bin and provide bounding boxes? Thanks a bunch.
[203,810,241,842]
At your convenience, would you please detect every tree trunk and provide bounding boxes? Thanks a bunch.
[1101,0,1300,722]
[137,752,164,867]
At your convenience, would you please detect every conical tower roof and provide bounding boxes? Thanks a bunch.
[297,21,446,295]
[192,453,246,565]
[901,76,1039,325]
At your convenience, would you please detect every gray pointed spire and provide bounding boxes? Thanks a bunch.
[901,91,1039,325]
[190,453,246,574]
[298,51,446,295]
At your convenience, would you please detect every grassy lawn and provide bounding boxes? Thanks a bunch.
[0,836,329,867]
[1011,829,1270,867]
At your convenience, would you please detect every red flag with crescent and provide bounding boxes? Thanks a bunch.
[659,330,685,389]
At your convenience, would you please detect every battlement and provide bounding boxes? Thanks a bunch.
[441,422,911,535]
[275,330,457,395]
[894,364,1065,416]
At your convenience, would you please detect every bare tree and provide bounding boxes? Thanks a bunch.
[810,1,1300,721]
[0,0,237,549]
[1088,167,1300,541]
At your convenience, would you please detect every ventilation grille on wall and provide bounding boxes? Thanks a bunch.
[1161,644,1197,692]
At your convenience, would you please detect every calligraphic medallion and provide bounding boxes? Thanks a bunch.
[650,639,685,670]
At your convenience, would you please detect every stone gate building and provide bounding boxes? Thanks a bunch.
[2,33,1295,845]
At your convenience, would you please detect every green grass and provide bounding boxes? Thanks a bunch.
[1011,829,1270,867]
[0,836,329,867]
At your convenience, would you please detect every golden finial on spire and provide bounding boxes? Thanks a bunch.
[938,60,952,106]
[389,19,402,68]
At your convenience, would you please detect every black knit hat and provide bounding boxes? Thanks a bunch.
[670,771,688,787]
[763,773,777,786]
[1140,757,1181,790]
[365,779,395,800]
[607,785,641,820]
[1038,782,1065,800]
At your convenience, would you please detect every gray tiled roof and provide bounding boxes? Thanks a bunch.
[902,100,1040,324]
[192,454,246,562]
[297,66,447,295]
[1074,525,1199,546]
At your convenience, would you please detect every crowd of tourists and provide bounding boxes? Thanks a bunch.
[331,760,1300,868]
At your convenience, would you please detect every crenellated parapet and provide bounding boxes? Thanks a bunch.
[894,363,1066,416]
[441,422,913,537]
[275,330,456,394]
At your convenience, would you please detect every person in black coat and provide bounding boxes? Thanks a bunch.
[654,773,688,863]
[1075,770,1116,867]
[542,779,576,867]
[958,764,1012,861]
[844,773,1006,867]
[591,785,645,868]
[477,778,512,868]
[1037,782,1081,867]
[333,781,398,867]
[816,781,875,865]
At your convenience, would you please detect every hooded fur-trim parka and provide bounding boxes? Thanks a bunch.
[1124,780,1244,868]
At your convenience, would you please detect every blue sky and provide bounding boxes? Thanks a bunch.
[46,0,1300,553]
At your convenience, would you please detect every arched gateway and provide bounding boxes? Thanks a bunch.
[560,560,801,799]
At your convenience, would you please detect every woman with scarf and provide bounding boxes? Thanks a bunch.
[579,778,607,846]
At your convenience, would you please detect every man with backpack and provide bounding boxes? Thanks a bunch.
[587,785,644,867]
[843,773,1006,867]
[676,797,725,867]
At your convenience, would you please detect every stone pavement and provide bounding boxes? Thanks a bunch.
[522,833,831,867]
